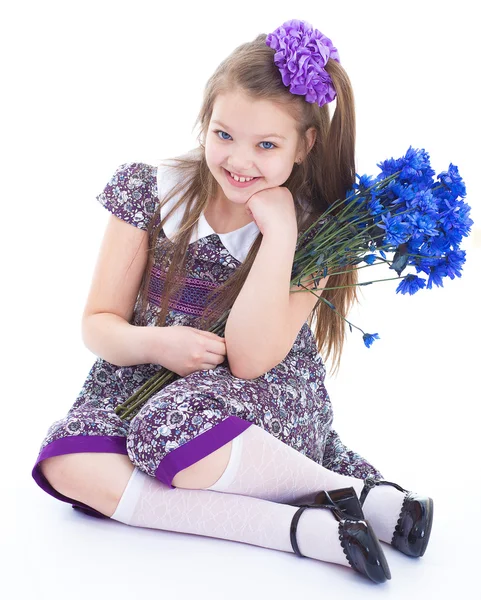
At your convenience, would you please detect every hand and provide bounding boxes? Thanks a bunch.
[245,186,297,237]
[147,326,227,378]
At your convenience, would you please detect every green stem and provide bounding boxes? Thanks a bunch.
[289,274,407,294]
[293,199,425,284]
[294,171,401,248]
[309,289,365,335]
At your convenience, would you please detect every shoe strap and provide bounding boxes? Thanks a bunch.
[290,506,308,558]
[290,503,342,558]
[360,477,408,506]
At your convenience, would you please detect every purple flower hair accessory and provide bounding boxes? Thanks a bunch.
[266,19,340,107]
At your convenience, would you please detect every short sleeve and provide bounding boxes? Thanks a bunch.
[95,162,159,231]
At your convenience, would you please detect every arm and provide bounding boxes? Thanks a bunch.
[82,313,163,367]
[225,227,298,380]
[81,212,161,367]
[224,212,330,380]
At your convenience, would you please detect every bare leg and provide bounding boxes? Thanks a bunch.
[171,441,233,489]
[40,453,135,518]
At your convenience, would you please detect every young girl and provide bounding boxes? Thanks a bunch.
[32,19,433,585]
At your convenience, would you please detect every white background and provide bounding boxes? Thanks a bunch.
[2,0,480,598]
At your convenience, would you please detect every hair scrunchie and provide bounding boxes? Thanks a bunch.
[266,19,340,107]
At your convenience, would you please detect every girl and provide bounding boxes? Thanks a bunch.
[32,19,433,585]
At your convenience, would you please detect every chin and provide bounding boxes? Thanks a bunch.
[223,191,248,205]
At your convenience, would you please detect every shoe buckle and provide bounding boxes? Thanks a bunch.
[360,476,378,507]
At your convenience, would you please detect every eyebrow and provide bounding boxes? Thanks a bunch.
[211,120,287,141]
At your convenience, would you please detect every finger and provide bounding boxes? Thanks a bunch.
[201,353,226,369]
[205,343,226,359]
[198,329,224,340]
[200,362,219,371]
[203,335,226,351]
[205,345,227,361]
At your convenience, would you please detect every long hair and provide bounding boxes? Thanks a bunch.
[136,33,358,375]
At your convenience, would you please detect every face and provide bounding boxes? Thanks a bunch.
[204,90,310,214]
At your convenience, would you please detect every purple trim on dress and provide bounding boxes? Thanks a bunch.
[148,265,221,315]
[155,415,253,488]
[32,435,128,519]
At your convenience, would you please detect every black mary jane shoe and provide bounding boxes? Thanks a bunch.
[289,487,391,584]
[359,476,434,558]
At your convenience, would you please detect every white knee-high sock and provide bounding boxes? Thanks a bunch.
[111,466,352,570]
[205,425,406,545]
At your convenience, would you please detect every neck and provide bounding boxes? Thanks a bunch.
[204,195,254,233]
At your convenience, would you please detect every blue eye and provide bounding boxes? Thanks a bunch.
[214,130,277,150]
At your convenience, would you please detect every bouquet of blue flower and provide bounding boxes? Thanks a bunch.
[290,145,472,347]
[114,146,472,420]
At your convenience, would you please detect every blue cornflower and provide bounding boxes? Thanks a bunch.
[396,274,426,295]
[407,188,438,213]
[377,146,435,188]
[353,173,377,192]
[445,250,466,279]
[379,180,401,207]
[363,254,377,265]
[401,147,436,187]
[345,188,357,200]
[439,198,474,244]
[407,236,424,254]
[378,213,412,246]
[437,163,467,201]
[428,233,452,254]
[376,156,402,179]
[426,262,448,289]
[367,195,384,216]
[363,332,380,348]
[384,181,417,210]
[345,187,361,207]
[414,255,439,276]
[456,200,474,229]
[407,211,439,237]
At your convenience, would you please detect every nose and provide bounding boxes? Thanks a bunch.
[227,147,255,175]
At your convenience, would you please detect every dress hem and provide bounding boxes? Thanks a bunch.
[155,415,253,488]
[32,435,129,519]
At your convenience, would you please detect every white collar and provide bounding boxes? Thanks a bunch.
[157,162,260,263]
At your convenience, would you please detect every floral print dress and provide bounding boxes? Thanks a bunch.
[32,156,383,519]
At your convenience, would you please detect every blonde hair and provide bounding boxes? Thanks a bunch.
[137,33,359,375]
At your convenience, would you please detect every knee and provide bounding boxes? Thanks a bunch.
[171,440,233,489]
[39,453,100,497]
[40,454,76,496]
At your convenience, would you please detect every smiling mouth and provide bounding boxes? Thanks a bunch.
[228,171,258,179]
[223,168,261,183]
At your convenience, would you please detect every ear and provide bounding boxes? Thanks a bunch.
[306,127,317,154]
[298,127,317,161]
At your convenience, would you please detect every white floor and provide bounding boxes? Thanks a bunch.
[2,1,480,596]
[4,243,480,599]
